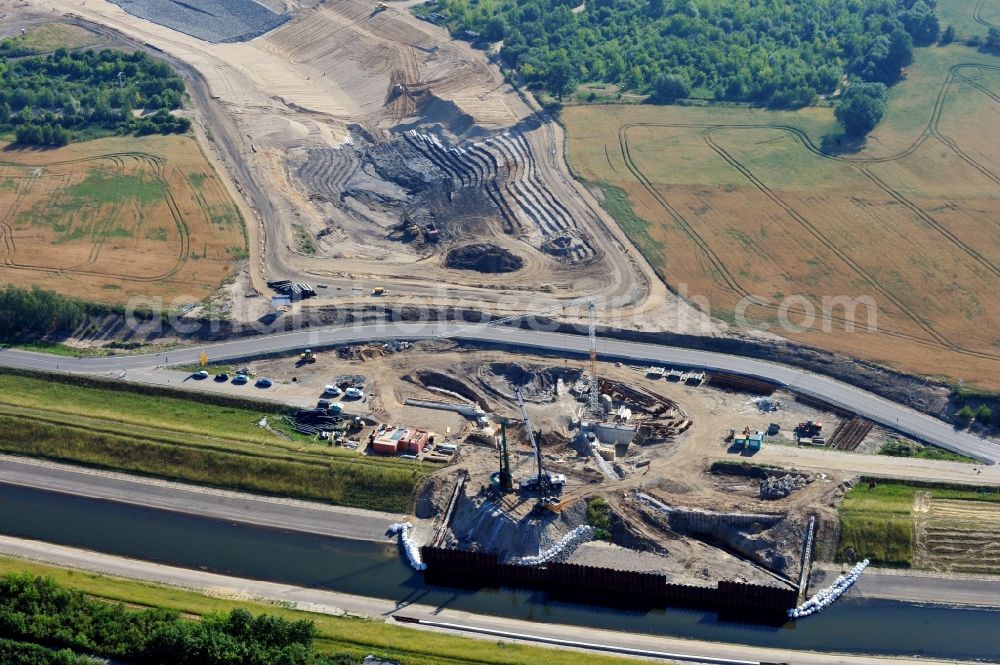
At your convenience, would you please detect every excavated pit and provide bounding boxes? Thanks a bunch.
[476,361,582,402]
[445,243,524,274]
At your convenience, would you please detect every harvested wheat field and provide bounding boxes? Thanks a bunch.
[565,43,1000,386]
[0,135,245,303]
[916,496,1000,575]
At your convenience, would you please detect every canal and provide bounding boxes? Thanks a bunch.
[0,483,996,662]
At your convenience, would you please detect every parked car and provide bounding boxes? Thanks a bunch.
[322,384,342,396]
[344,387,364,399]
[214,373,230,382]
[255,377,273,388]
[232,374,249,385]
[192,370,209,380]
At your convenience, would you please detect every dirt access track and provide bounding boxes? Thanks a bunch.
[10,0,683,327]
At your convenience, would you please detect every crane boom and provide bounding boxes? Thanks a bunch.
[514,387,548,495]
[435,296,593,339]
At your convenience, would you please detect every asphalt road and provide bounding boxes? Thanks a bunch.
[0,535,971,665]
[0,455,405,543]
[2,321,997,463]
[812,563,1000,608]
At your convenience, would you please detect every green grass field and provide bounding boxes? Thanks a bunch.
[0,372,287,446]
[0,558,635,665]
[5,23,103,53]
[837,480,1000,566]
[838,483,917,566]
[936,0,996,39]
[0,372,430,513]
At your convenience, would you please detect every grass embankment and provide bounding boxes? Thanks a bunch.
[838,483,916,567]
[0,372,428,513]
[879,438,977,463]
[0,371,293,446]
[0,23,102,56]
[0,558,636,665]
[837,480,1000,567]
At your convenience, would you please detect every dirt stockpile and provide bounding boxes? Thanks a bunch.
[107,0,290,43]
[445,490,585,558]
[446,244,524,274]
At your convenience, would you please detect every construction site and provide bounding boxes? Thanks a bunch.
[223,318,923,610]
[12,0,669,324]
[2,0,998,647]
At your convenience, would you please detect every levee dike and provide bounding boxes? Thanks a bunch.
[421,546,796,618]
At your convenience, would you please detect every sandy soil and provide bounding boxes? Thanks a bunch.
[5,0,693,332]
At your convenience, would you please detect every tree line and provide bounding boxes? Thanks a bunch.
[420,0,943,133]
[0,573,359,665]
[0,46,191,146]
[0,285,156,342]
[0,285,90,341]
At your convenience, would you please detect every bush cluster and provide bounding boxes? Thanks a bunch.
[0,573,357,665]
[0,47,191,145]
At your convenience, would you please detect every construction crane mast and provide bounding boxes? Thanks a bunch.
[588,297,599,415]
[435,295,593,340]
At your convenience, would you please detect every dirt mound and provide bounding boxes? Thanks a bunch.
[445,244,524,273]
[405,94,477,137]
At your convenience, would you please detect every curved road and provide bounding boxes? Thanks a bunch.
[1,322,996,464]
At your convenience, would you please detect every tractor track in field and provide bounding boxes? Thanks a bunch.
[616,60,1000,362]
[0,151,192,283]
[973,0,997,29]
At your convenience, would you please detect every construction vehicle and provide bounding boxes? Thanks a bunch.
[796,420,823,436]
[514,387,563,510]
[299,349,317,364]
[372,286,386,296]
[374,1,388,12]
[424,222,440,242]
